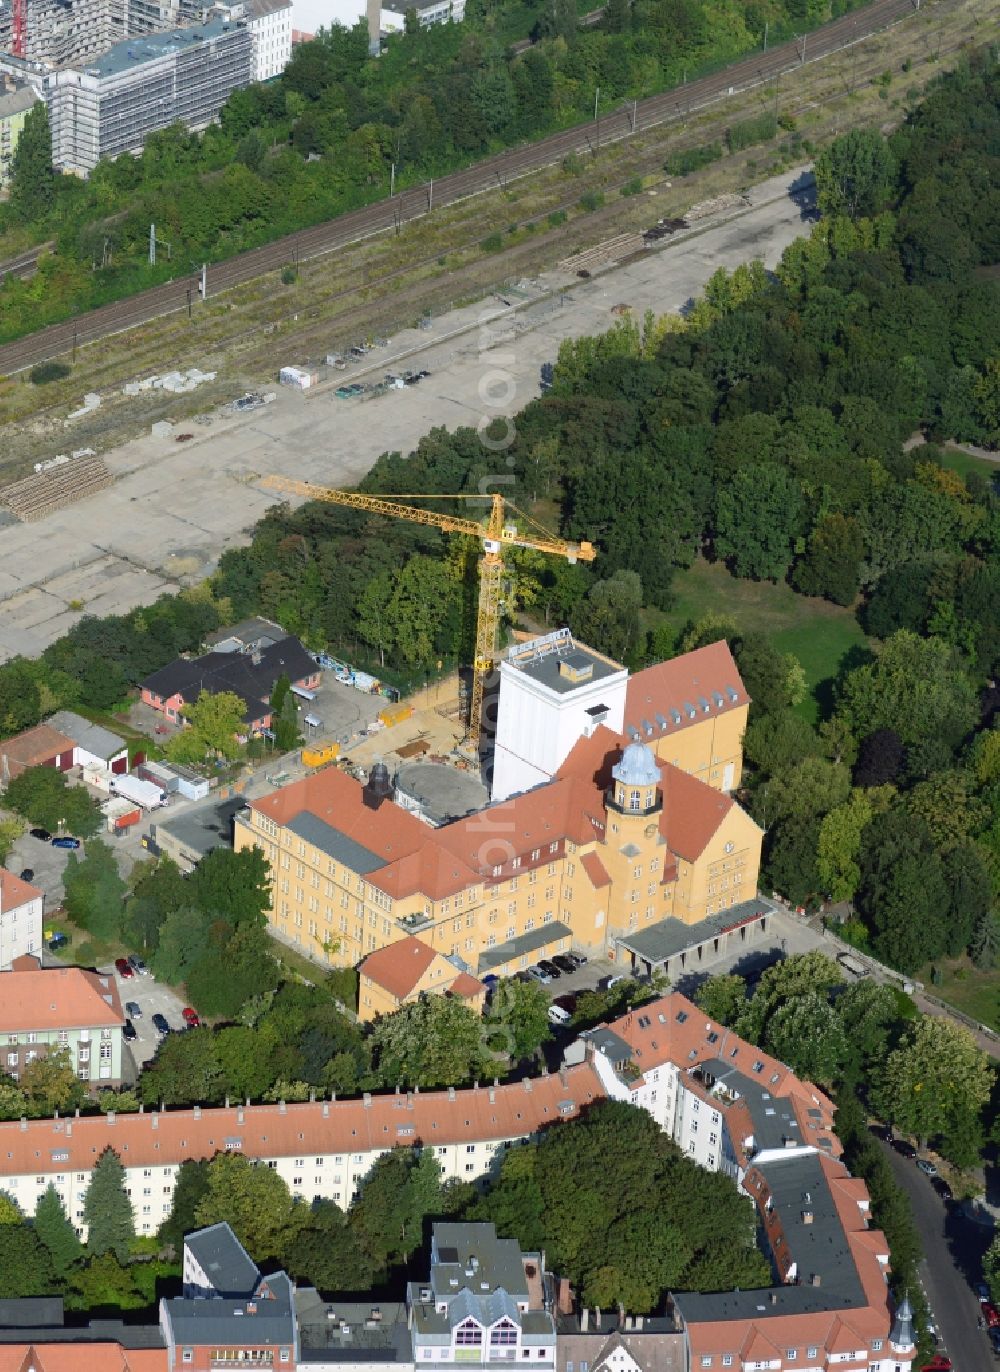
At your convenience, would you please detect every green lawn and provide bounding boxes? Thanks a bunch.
[936,445,999,485]
[654,558,870,723]
[919,956,1000,1032]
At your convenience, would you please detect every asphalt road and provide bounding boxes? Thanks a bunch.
[881,1138,994,1372]
[114,969,190,1078]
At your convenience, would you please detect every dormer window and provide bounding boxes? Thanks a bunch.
[456,1321,483,1346]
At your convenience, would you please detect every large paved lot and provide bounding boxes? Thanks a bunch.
[0,168,815,662]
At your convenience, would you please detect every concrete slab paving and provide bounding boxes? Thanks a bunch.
[0,167,815,663]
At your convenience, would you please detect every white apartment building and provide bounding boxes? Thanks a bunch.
[44,16,253,175]
[0,869,44,970]
[0,1065,600,1239]
[212,0,292,80]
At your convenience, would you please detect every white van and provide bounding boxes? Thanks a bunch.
[547,1003,571,1026]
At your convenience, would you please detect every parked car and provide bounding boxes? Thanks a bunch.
[122,1019,137,1042]
[600,974,627,990]
[921,1359,952,1372]
[985,1303,1000,1330]
[568,951,587,966]
[931,1176,953,1202]
[29,828,51,841]
[48,933,69,951]
[51,836,80,850]
[528,965,552,985]
[547,1003,571,1026]
[128,955,148,976]
[990,1328,1000,1356]
[18,869,34,883]
[915,1158,938,1177]
[181,1007,200,1028]
[152,1013,170,1036]
[552,955,577,974]
[114,957,133,979]
[537,959,561,979]
[892,1139,917,1159]
[979,1283,992,1303]
[125,1001,141,1019]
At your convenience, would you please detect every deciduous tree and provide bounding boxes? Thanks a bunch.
[875,1017,993,1152]
[194,1153,300,1261]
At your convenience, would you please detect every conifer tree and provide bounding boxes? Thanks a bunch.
[83,1147,134,1261]
[34,1183,83,1275]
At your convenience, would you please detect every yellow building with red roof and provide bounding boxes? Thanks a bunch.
[235,639,766,995]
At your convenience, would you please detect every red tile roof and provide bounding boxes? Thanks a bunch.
[359,936,441,999]
[624,640,748,737]
[0,868,43,911]
[657,765,736,861]
[449,972,486,999]
[0,965,123,1032]
[0,1347,165,1372]
[0,1063,603,1180]
[0,724,75,776]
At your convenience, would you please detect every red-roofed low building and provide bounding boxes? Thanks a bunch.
[0,869,45,970]
[358,936,485,1021]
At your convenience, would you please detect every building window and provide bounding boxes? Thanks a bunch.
[456,1321,483,1345]
[182,1353,193,1365]
[872,1342,883,1353]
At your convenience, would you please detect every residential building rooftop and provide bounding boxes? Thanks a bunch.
[184,1222,260,1297]
[295,1293,411,1363]
[0,870,43,912]
[0,83,36,118]
[142,633,316,724]
[0,962,123,1032]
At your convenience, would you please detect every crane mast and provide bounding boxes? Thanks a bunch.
[260,476,595,747]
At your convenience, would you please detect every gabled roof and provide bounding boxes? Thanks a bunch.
[0,869,43,912]
[0,724,75,775]
[184,1223,259,1297]
[141,636,316,724]
[163,1270,295,1350]
[360,937,441,999]
[0,965,123,1032]
[581,852,611,889]
[46,712,125,761]
[0,1063,602,1179]
[624,640,749,740]
[657,765,736,862]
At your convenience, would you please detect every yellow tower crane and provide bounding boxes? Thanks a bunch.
[260,476,596,745]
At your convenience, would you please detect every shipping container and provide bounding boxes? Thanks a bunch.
[378,703,414,728]
[302,741,340,768]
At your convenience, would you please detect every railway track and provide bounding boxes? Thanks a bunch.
[0,0,924,375]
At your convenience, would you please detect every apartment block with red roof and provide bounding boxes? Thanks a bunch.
[563,994,915,1372]
[0,957,125,1088]
[0,1061,604,1239]
[0,869,45,970]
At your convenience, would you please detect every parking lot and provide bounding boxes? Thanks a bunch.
[111,966,189,1080]
[298,672,384,752]
[7,827,83,913]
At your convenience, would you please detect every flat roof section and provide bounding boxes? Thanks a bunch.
[504,631,624,696]
[89,18,245,79]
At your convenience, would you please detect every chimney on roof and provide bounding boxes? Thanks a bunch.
[238,1106,245,1124]
[66,1123,72,1137]
[362,761,394,811]
[19,1118,26,1131]
[193,1106,201,1120]
[559,1067,567,1087]
[810,1273,821,1287]
[801,1209,813,1225]
[769,1292,777,1306]
[581,1309,589,1333]
[309,1090,316,1103]
[448,1087,456,1101]
[488,1087,495,1104]
[107,1111,116,1125]
[152,1113,159,1130]
[363,1093,372,1108]
[635,1316,643,1331]
[225,1096,230,1109]
[594,1307,601,1330]
[330,1092,337,1102]
[617,1304,625,1327]
[279,1100,287,1114]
